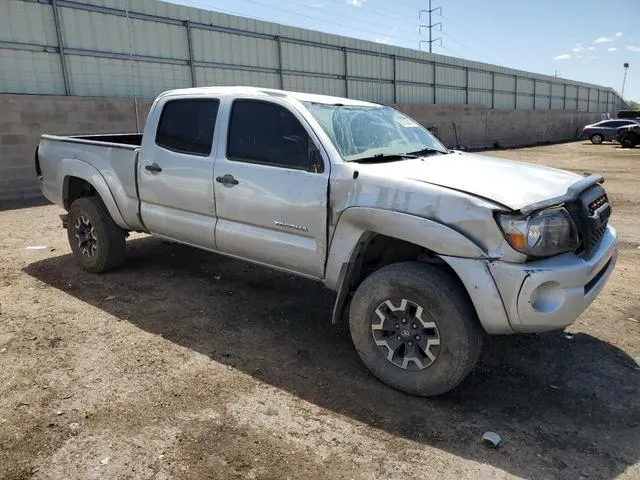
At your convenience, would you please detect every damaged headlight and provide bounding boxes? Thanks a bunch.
[496,207,580,257]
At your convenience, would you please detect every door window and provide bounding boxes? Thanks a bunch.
[227,100,317,171]
[155,99,220,156]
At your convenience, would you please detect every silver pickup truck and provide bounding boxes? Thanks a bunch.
[36,86,617,396]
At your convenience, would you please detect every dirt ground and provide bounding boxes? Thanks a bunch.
[1,141,639,480]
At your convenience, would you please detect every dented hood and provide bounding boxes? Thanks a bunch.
[362,151,583,211]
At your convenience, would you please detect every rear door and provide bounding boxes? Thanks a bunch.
[213,98,329,278]
[138,97,221,249]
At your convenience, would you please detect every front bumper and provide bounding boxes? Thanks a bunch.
[488,225,617,333]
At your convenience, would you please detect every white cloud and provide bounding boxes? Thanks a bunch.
[573,46,585,52]
[374,37,392,44]
[346,0,364,5]
[594,36,613,43]
[575,43,582,47]
[615,32,623,37]
[577,55,583,58]
[626,45,640,52]
[553,54,570,60]
[608,47,617,52]
[587,46,595,51]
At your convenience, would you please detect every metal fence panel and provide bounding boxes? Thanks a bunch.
[468,90,491,107]
[0,0,625,112]
[468,71,491,90]
[395,59,434,84]
[494,74,516,93]
[348,52,393,80]
[396,84,433,104]
[193,29,277,68]
[0,48,65,94]
[284,75,345,97]
[436,65,465,88]
[197,67,279,89]
[518,78,534,95]
[0,1,57,45]
[282,43,344,75]
[494,92,515,109]
[517,95,534,109]
[437,87,465,104]
[349,80,394,104]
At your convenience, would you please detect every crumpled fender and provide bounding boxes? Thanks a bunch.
[59,158,130,229]
[324,207,488,290]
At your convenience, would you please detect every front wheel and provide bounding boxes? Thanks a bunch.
[67,196,126,273]
[590,133,604,144]
[349,262,483,397]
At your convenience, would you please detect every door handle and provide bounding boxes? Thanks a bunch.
[145,163,162,173]
[216,174,239,186]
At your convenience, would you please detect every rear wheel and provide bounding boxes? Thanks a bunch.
[590,133,604,144]
[349,262,483,397]
[67,196,126,273]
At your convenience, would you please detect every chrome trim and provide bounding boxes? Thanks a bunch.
[273,220,309,232]
[520,174,604,215]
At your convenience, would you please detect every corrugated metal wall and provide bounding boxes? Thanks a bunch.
[0,0,626,112]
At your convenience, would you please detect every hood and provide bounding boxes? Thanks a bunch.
[359,151,583,211]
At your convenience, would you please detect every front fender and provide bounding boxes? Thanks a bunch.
[59,158,130,229]
[324,207,488,290]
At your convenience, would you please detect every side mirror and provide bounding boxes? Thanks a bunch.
[309,150,324,174]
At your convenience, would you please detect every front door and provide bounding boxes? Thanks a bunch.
[138,98,221,249]
[213,98,329,279]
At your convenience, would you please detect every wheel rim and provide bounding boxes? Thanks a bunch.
[371,298,441,370]
[593,135,603,144]
[74,215,98,258]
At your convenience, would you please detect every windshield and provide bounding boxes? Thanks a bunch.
[302,102,448,161]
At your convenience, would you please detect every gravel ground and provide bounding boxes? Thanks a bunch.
[1,141,639,480]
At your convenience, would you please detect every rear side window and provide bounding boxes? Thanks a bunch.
[227,100,312,170]
[155,99,219,156]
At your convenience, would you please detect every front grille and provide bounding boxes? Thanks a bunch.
[566,185,610,256]
[589,222,608,251]
[588,194,608,215]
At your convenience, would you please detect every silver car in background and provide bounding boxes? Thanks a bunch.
[581,119,639,144]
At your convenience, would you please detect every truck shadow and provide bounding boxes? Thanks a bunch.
[24,236,640,480]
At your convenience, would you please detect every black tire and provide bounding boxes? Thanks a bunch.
[67,196,126,273]
[590,133,604,145]
[349,262,483,397]
[620,134,637,149]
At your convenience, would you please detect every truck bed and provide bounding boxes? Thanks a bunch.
[37,133,145,231]
[45,133,143,147]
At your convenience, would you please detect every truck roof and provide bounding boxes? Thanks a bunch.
[157,86,380,107]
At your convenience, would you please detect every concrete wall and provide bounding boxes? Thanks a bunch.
[0,94,152,207]
[395,104,602,150]
[0,94,601,207]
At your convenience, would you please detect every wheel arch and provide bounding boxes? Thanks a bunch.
[325,208,512,334]
[59,158,130,229]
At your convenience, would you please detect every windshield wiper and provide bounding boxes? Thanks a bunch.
[351,153,418,164]
[406,147,448,156]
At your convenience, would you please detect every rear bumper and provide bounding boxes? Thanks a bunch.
[488,225,617,333]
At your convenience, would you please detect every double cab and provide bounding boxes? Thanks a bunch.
[36,87,617,396]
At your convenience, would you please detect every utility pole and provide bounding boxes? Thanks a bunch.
[621,62,629,99]
[419,0,442,53]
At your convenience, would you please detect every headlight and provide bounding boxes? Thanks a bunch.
[496,207,579,257]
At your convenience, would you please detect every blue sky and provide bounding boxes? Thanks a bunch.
[170,0,640,101]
